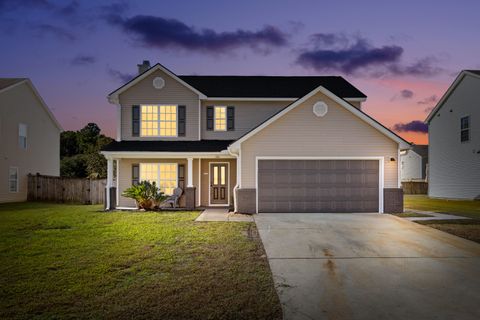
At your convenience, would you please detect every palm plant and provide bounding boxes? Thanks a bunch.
[122,181,167,210]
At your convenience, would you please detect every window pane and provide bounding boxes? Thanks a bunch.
[213,166,218,185]
[214,106,227,131]
[221,166,226,185]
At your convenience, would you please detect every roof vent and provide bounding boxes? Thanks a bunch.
[313,101,328,117]
[137,60,151,74]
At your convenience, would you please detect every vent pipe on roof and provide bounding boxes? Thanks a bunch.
[137,60,151,74]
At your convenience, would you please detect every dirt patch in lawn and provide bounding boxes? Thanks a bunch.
[416,219,480,243]
[392,212,433,218]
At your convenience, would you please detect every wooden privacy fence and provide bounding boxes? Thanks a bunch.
[27,174,107,204]
[402,181,428,195]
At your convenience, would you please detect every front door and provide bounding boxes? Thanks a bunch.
[210,163,228,205]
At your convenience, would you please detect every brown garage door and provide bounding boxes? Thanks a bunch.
[258,160,379,213]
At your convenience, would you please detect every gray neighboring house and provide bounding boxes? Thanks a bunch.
[426,70,480,199]
[400,144,428,181]
[101,61,410,213]
[0,78,62,203]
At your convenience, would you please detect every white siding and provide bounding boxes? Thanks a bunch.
[401,150,422,181]
[240,91,399,189]
[428,74,480,199]
[119,69,200,141]
[0,82,60,202]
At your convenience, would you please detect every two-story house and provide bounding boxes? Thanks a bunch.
[102,61,409,213]
[426,70,480,199]
[0,78,61,202]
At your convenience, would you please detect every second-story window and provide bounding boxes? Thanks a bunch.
[18,123,27,149]
[141,105,177,137]
[460,116,470,142]
[214,106,227,131]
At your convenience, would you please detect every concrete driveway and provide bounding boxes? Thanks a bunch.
[255,213,480,320]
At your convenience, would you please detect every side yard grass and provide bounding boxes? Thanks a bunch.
[0,202,281,319]
[404,195,480,243]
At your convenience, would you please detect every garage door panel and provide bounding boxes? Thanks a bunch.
[258,160,379,213]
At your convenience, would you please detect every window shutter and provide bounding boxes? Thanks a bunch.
[206,106,214,131]
[178,105,186,136]
[132,164,139,185]
[178,164,185,190]
[132,105,140,137]
[227,106,235,131]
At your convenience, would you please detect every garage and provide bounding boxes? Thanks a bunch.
[257,159,380,213]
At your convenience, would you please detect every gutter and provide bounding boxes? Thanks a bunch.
[227,144,240,213]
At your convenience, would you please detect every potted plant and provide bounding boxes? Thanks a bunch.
[122,181,167,210]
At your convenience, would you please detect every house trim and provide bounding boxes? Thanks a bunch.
[254,156,385,214]
[229,85,410,151]
[101,151,234,159]
[425,70,480,123]
[108,63,207,104]
[208,161,230,207]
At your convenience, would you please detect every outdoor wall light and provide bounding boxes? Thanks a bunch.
[390,157,396,162]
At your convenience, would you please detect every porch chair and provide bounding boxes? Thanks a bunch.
[163,187,183,208]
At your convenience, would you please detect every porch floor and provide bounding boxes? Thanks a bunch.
[195,208,253,222]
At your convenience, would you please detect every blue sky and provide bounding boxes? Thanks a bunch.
[2,0,480,144]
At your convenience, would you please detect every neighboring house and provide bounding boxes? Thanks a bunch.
[102,61,409,213]
[0,78,62,202]
[400,145,428,181]
[426,70,480,200]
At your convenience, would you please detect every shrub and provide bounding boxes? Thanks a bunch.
[122,181,167,210]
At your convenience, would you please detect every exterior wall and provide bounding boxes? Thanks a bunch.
[116,157,236,208]
[401,150,423,181]
[240,90,399,189]
[0,83,60,202]
[199,158,236,207]
[429,74,480,199]
[200,100,290,140]
[119,69,200,141]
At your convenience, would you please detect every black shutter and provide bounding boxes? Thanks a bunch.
[132,105,140,137]
[132,164,139,185]
[206,106,214,131]
[178,164,185,190]
[178,105,186,136]
[227,106,235,131]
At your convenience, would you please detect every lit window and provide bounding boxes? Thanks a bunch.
[9,167,18,192]
[214,106,226,131]
[140,105,177,137]
[140,163,177,195]
[19,123,27,149]
[460,116,470,142]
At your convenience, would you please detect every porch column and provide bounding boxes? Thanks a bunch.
[105,158,115,210]
[185,157,195,210]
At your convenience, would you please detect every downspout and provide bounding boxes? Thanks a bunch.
[227,144,240,213]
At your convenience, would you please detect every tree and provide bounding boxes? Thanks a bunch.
[60,131,79,158]
[78,123,101,154]
[86,152,107,178]
[60,154,88,178]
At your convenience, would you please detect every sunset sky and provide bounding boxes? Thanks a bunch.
[2,0,480,145]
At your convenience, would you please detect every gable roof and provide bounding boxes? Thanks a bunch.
[425,70,480,123]
[411,144,428,158]
[0,78,63,131]
[229,85,410,151]
[178,75,366,99]
[107,62,366,103]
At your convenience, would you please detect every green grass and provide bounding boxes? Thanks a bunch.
[0,202,281,319]
[405,195,480,219]
[391,212,433,218]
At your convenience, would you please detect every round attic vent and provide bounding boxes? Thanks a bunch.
[152,77,165,89]
[313,101,328,117]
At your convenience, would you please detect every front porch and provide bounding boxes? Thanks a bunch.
[104,154,237,210]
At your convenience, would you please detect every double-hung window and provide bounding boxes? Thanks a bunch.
[141,105,177,137]
[140,163,177,195]
[9,167,18,192]
[460,116,470,142]
[214,106,227,131]
[18,123,27,149]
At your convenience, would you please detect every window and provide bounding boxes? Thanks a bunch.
[9,167,18,192]
[461,116,470,142]
[214,106,227,131]
[18,123,27,149]
[140,163,177,195]
[140,105,177,137]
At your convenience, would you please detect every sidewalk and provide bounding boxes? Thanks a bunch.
[404,210,471,221]
[195,208,254,222]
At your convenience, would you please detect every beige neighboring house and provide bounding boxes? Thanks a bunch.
[102,61,410,213]
[0,78,62,203]
[426,70,480,199]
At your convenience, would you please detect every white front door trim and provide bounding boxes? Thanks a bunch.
[208,161,230,207]
[255,156,385,214]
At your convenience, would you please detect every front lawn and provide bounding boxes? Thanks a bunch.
[0,202,281,319]
[416,219,480,244]
[404,195,480,219]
